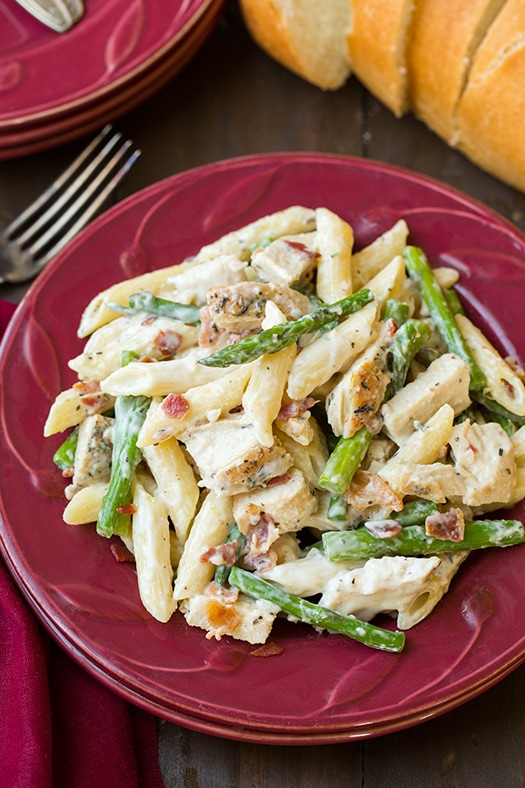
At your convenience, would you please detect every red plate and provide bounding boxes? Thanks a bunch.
[0,0,224,153]
[0,0,224,158]
[1,153,525,744]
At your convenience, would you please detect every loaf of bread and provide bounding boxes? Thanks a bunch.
[238,0,351,89]
[238,0,525,193]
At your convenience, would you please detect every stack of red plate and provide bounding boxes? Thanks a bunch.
[0,0,225,159]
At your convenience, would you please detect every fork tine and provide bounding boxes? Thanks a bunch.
[13,129,126,249]
[29,144,141,270]
[3,124,116,241]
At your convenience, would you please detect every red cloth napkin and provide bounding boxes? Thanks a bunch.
[0,299,164,788]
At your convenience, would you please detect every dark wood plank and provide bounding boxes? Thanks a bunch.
[364,664,525,787]
[158,721,363,788]
[2,1,525,784]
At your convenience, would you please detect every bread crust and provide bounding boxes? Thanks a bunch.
[239,0,525,192]
[239,0,352,90]
[456,0,525,192]
[347,0,418,117]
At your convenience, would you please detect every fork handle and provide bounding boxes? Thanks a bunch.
[14,0,84,33]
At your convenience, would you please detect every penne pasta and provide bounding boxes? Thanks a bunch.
[242,301,296,447]
[315,207,353,303]
[77,258,201,338]
[193,205,316,263]
[142,438,200,544]
[63,482,108,525]
[456,313,525,416]
[137,364,254,446]
[172,492,233,602]
[132,480,177,623]
[287,301,378,400]
[351,219,409,290]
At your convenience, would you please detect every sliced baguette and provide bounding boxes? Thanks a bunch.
[456,0,525,192]
[346,0,418,118]
[238,0,352,90]
[407,0,508,143]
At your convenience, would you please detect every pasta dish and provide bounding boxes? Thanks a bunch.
[44,206,525,653]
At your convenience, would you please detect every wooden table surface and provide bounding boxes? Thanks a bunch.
[2,3,525,785]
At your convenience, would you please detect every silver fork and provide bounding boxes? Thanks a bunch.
[0,125,140,285]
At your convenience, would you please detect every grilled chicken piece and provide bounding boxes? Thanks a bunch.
[449,420,516,506]
[381,353,471,444]
[251,233,318,286]
[233,468,317,535]
[391,461,466,503]
[206,281,313,333]
[66,414,114,498]
[181,414,292,496]
[181,586,280,644]
[326,323,392,438]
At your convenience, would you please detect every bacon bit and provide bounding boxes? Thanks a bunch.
[205,582,239,604]
[365,519,403,539]
[61,468,74,478]
[73,380,100,393]
[80,392,113,415]
[277,397,316,421]
[247,514,279,555]
[200,542,237,566]
[226,328,258,346]
[116,503,137,515]
[141,315,157,325]
[243,551,277,572]
[153,329,182,355]
[138,355,156,363]
[425,508,465,542]
[205,598,242,634]
[385,317,397,339]
[250,642,284,658]
[344,469,404,512]
[284,240,318,261]
[110,542,136,563]
[161,393,190,419]
[266,472,292,487]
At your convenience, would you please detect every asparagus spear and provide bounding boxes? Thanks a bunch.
[383,298,410,325]
[390,499,437,526]
[198,289,374,368]
[214,523,246,586]
[319,426,373,496]
[106,291,201,324]
[323,519,525,561]
[229,566,405,653]
[402,246,485,391]
[97,352,151,538]
[52,427,79,471]
[319,319,430,495]
[327,495,349,522]
[385,319,431,399]
[443,287,465,316]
